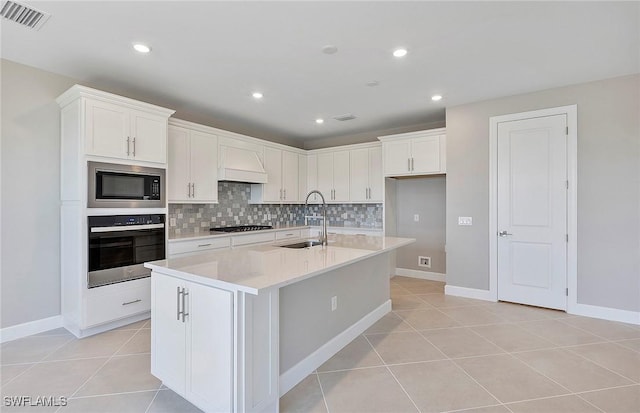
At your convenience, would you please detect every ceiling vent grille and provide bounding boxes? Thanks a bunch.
[332,113,357,122]
[1,1,50,30]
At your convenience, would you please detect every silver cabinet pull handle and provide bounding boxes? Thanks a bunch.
[408,158,411,171]
[132,138,136,157]
[122,299,141,306]
[176,286,182,320]
[181,289,189,322]
[411,157,414,171]
[283,188,286,199]
[279,189,282,200]
[187,182,191,198]
[498,230,513,237]
[197,243,212,247]
[127,137,130,156]
[191,183,195,198]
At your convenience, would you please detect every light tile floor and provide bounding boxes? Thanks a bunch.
[1,277,638,412]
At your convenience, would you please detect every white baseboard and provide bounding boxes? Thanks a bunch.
[65,311,151,338]
[569,303,640,326]
[395,268,446,282]
[279,299,392,397]
[444,285,496,302]
[0,315,63,343]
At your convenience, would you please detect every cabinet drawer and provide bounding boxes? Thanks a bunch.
[84,281,151,327]
[231,232,275,247]
[169,237,230,257]
[275,230,301,240]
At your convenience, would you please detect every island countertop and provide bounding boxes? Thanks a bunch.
[145,234,414,294]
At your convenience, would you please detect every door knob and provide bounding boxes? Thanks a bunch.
[498,230,513,237]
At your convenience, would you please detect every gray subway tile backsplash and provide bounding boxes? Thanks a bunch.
[168,182,383,237]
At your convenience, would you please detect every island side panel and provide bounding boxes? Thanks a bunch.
[279,252,390,375]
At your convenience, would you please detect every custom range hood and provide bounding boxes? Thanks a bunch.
[218,145,268,184]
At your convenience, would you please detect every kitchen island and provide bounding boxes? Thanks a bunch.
[145,234,414,413]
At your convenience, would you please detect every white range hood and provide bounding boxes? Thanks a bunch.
[218,145,268,184]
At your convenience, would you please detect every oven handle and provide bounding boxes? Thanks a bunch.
[90,223,165,233]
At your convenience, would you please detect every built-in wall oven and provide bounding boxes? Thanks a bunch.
[88,214,165,288]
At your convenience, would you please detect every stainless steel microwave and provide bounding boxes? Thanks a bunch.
[88,161,165,208]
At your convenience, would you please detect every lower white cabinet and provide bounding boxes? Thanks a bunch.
[152,275,233,413]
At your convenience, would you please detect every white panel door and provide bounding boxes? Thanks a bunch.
[85,99,129,159]
[151,275,186,395]
[168,126,191,201]
[282,150,299,202]
[332,151,350,202]
[411,136,440,174]
[316,153,334,201]
[383,140,411,175]
[263,147,283,202]
[349,148,369,202]
[190,131,218,202]
[497,114,567,310]
[130,110,167,163]
[186,282,233,413]
[368,147,383,202]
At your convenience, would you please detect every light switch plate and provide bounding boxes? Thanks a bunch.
[458,216,473,226]
[414,214,420,222]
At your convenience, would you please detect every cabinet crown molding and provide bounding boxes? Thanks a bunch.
[56,84,175,117]
[377,127,446,142]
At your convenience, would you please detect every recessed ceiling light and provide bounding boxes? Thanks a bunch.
[366,80,380,87]
[322,45,338,55]
[315,118,324,124]
[393,48,407,58]
[133,43,151,53]
[431,95,443,101]
[252,92,263,99]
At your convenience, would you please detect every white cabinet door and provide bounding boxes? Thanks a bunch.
[368,146,383,202]
[151,275,186,395]
[316,153,334,202]
[306,154,320,204]
[190,131,218,203]
[411,136,440,174]
[130,110,167,163]
[332,151,350,202]
[85,99,129,159]
[186,282,233,412]
[349,148,369,202]
[298,154,307,203]
[282,150,299,202]
[263,147,283,202]
[383,140,411,176]
[168,126,191,202]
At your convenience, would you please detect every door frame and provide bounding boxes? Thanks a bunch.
[489,105,577,311]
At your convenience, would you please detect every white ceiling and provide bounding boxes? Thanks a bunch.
[2,1,639,145]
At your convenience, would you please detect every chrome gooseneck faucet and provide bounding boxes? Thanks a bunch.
[305,190,328,246]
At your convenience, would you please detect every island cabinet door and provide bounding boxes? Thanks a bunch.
[151,274,187,395]
[185,282,234,413]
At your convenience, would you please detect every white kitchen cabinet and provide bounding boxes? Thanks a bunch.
[168,122,218,203]
[378,128,446,177]
[151,274,233,413]
[305,154,320,204]
[317,150,350,203]
[84,98,170,164]
[349,146,383,202]
[252,147,300,203]
[168,236,230,258]
[298,154,307,202]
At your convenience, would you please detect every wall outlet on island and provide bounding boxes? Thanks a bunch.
[458,216,473,226]
[331,296,338,311]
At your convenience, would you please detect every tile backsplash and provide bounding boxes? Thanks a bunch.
[168,182,383,237]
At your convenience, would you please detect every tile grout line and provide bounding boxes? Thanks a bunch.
[361,334,421,413]
[313,371,331,413]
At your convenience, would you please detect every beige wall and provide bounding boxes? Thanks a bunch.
[394,176,446,274]
[446,74,640,312]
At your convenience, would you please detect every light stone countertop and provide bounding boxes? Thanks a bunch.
[146,234,414,294]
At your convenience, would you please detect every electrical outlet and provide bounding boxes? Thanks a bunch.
[414,214,420,222]
[331,296,338,311]
[418,256,431,268]
[458,216,472,226]
[169,217,176,226]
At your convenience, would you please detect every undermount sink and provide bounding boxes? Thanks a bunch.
[279,240,323,249]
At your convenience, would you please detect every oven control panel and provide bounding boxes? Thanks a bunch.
[89,214,165,228]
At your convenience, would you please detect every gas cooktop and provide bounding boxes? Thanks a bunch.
[210,225,273,233]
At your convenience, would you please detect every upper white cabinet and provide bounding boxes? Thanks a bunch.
[378,128,446,177]
[168,120,218,203]
[78,90,173,164]
[306,154,320,204]
[317,150,350,203]
[349,147,383,202]
[251,146,303,203]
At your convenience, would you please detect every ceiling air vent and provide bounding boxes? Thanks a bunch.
[1,1,50,30]
[332,113,357,122]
